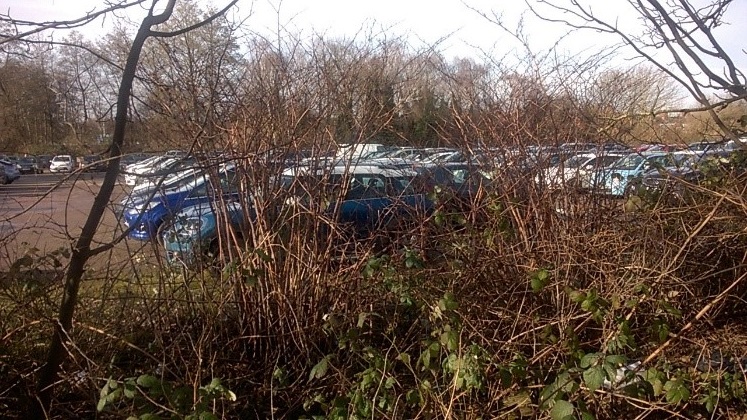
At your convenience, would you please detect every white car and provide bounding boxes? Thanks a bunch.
[123,155,170,185]
[49,155,74,173]
[537,153,623,190]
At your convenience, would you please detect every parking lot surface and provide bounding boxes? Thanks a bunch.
[0,173,152,271]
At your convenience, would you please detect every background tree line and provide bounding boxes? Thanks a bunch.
[2,1,740,157]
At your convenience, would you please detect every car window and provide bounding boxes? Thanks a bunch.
[613,154,644,170]
[345,175,386,200]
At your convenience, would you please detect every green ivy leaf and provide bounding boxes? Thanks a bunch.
[440,329,459,351]
[123,383,137,399]
[550,399,574,420]
[438,292,458,311]
[644,368,665,396]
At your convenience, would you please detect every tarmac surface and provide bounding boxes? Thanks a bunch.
[0,172,157,272]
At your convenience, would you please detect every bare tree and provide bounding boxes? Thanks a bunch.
[1,0,239,416]
[525,0,746,140]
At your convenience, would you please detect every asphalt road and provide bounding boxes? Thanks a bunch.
[0,172,156,271]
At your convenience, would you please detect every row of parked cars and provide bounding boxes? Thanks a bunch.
[117,149,490,267]
[0,154,103,184]
[114,139,745,268]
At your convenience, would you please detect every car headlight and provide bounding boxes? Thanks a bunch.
[180,218,202,235]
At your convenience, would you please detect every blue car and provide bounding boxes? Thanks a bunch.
[161,163,434,266]
[121,164,240,240]
[0,158,21,184]
[161,200,250,266]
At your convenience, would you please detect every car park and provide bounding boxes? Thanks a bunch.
[49,155,75,173]
[36,155,53,171]
[121,163,240,241]
[0,158,21,184]
[628,149,745,199]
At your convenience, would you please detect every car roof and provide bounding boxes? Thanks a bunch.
[284,163,418,178]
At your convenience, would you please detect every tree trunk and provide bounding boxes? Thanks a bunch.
[29,4,175,417]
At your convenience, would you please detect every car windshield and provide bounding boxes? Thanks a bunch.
[563,155,591,169]
[52,156,70,162]
[587,155,620,168]
[648,154,678,168]
[612,154,645,170]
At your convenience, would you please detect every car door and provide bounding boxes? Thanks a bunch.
[337,174,392,236]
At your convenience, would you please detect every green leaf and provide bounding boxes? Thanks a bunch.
[438,292,458,311]
[605,355,626,366]
[96,395,107,412]
[580,410,596,420]
[664,378,690,404]
[580,352,600,369]
[531,269,550,293]
[660,301,682,317]
[136,374,160,388]
[123,383,137,399]
[644,369,665,396]
[567,289,586,303]
[396,353,411,366]
[550,399,574,420]
[440,330,459,351]
[309,356,329,381]
[583,365,605,392]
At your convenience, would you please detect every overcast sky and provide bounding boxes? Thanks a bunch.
[2,0,745,71]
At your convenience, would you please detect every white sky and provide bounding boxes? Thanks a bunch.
[2,0,746,70]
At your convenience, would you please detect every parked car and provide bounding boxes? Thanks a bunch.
[131,156,197,189]
[49,155,75,173]
[123,155,174,185]
[119,153,150,170]
[161,162,434,267]
[80,155,109,172]
[592,152,681,197]
[629,149,745,199]
[536,152,622,190]
[414,162,493,214]
[160,200,250,267]
[16,156,43,174]
[36,155,53,171]
[121,163,240,241]
[0,158,21,184]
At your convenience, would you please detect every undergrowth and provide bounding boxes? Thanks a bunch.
[1,161,746,419]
